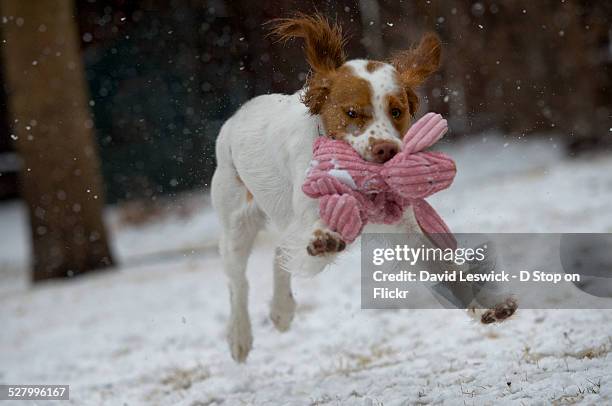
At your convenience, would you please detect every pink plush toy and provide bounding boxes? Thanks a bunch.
[302,112,457,249]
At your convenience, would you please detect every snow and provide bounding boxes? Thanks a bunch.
[329,169,358,189]
[108,196,222,264]
[0,200,29,269]
[1,135,612,405]
[328,158,358,189]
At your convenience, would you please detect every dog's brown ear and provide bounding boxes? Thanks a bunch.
[269,13,346,115]
[301,75,331,114]
[268,13,346,74]
[390,32,441,115]
[391,32,441,87]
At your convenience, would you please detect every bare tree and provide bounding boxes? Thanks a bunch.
[1,0,114,281]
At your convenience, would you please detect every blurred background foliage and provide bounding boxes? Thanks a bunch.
[1,0,611,203]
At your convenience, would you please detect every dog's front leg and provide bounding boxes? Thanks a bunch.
[277,186,347,276]
[380,209,517,323]
[297,190,347,257]
[306,221,346,256]
[270,248,297,332]
[293,175,348,257]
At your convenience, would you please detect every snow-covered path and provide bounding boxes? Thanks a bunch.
[1,136,612,405]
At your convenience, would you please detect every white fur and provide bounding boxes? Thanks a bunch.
[342,60,403,160]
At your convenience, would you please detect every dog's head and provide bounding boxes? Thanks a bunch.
[270,13,441,163]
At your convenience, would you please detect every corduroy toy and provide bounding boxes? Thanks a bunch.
[302,112,457,249]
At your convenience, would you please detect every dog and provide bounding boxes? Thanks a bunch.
[211,13,516,363]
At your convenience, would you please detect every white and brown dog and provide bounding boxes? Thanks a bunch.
[211,13,516,362]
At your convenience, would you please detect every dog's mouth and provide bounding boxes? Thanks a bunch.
[324,129,402,164]
[365,139,401,163]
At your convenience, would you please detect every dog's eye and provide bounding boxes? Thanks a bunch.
[391,108,402,119]
[346,109,358,119]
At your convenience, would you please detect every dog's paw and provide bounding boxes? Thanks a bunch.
[472,297,518,324]
[306,229,346,256]
[270,293,296,332]
[227,316,252,363]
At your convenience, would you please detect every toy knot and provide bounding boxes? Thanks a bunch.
[302,112,457,249]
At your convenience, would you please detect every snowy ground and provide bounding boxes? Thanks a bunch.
[1,135,612,405]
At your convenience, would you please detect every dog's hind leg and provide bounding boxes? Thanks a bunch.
[382,209,518,324]
[270,248,296,332]
[211,162,265,363]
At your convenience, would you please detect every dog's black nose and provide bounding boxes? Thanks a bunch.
[371,141,399,163]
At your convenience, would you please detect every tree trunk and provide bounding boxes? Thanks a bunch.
[1,0,114,281]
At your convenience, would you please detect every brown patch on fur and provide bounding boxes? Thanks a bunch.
[385,93,411,136]
[236,175,254,203]
[317,65,373,139]
[307,229,346,256]
[268,13,346,73]
[406,88,420,117]
[268,13,346,116]
[366,60,383,72]
[390,32,441,88]
[390,32,441,116]
[494,298,518,320]
[481,310,496,324]
[481,298,518,324]
[302,74,331,115]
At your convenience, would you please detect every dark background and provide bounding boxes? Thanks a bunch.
[1,0,611,202]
